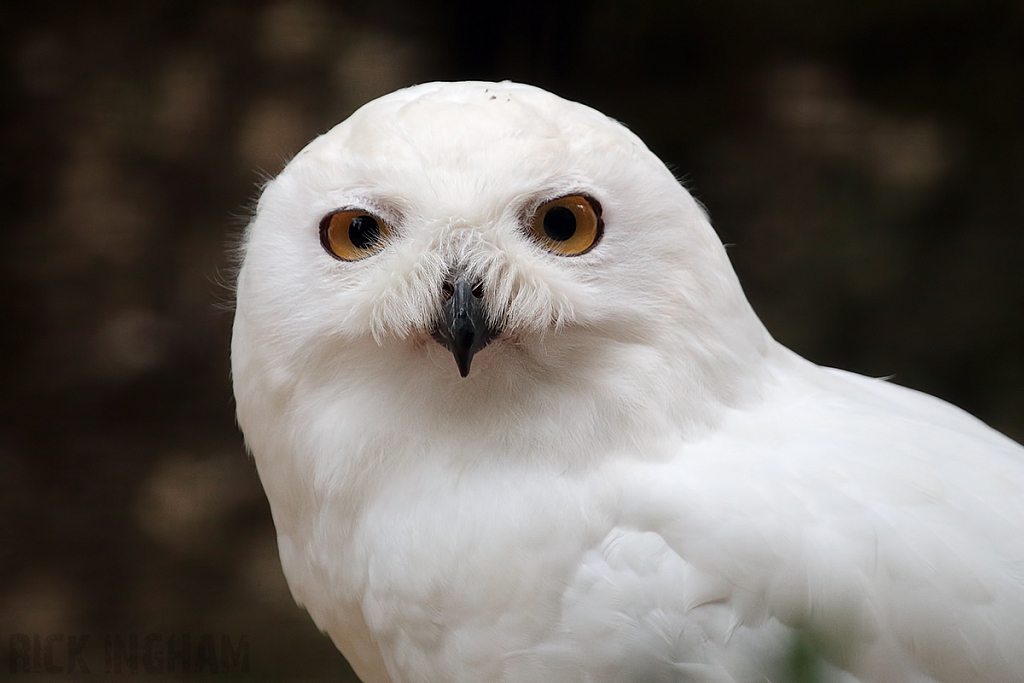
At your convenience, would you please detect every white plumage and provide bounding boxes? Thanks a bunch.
[231,81,1024,683]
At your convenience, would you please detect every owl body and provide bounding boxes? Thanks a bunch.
[232,82,1024,683]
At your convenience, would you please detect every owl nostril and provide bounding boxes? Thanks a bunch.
[441,280,484,301]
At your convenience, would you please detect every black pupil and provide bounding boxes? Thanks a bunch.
[349,215,381,249]
[543,206,577,242]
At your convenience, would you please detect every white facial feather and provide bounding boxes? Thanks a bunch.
[232,82,1024,683]
[235,81,773,458]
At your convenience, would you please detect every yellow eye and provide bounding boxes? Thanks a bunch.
[319,209,392,261]
[529,195,602,256]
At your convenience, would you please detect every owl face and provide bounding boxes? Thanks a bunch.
[234,81,764,425]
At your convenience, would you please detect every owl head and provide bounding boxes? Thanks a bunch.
[232,82,773,456]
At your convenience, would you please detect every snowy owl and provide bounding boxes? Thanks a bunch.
[231,81,1024,683]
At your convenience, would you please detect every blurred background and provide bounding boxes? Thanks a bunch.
[1,0,1022,680]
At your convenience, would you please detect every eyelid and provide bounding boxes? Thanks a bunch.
[325,195,405,230]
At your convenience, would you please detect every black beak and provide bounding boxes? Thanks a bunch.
[431,275,494,377]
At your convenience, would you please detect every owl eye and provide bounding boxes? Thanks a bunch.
[529,195,602,256]
[319,209,392,261]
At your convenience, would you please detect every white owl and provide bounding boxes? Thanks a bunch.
[231,81,1024,683]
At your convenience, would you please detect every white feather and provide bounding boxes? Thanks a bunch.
[232,81,1024,683]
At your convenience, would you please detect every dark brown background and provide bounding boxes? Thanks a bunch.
[2,1,1022,680]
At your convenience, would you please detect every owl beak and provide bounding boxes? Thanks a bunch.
[431,274,494,378]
